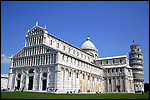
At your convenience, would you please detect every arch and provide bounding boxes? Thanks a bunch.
[42,67,48,72]
[29,68,34,73]
[36,68,40,73]
[49,67,55,72]
[18,74,21,78]
[95,54,97,57]
[18,69,22,73]
[12,69,16,74]
[43,73,47,77]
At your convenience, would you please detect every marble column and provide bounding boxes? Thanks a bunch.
[47,55,49,64]
[120,77,122,92]
[63,69,65,91]
[42,56,44,65]
[27,58,29,66]
[25,71,29,90]
[43,46,44,54]
[26,49,28,56]
[25,58,27,66]
[30,38,32,46]
[45,55,46,65]
[39,56,40,65]
[20,72,23,89]
[35,57,37,65]
[124,77,128,93]
[37,37,39,45]
[47,68,50,89]
[50,54,52,64]
[111,77,113,92]
[41,46,43,54]
[107,78,109,93]
[36,37,38,45]
[115,77,118,92]
[32,71,35,90]
[39,70,42,91]
[14,73,18,88]
[34,47,36,55]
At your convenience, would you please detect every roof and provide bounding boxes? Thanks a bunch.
[96,55,127,60]
[1,74,8,78]
[101,64,127,68]
[81,37,96,50]
[47,33,94,57]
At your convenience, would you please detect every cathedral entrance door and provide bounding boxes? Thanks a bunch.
[117,85,120,92]
[42,80,47,90]
[17,80,20,89]
[28,76,33,90]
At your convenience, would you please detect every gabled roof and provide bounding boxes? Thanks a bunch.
[26,25,48,36]
[13,44,58,58]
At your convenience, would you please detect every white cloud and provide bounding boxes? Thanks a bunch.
[1,54,11,64]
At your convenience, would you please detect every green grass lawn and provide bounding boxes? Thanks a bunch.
[1,92,149,99]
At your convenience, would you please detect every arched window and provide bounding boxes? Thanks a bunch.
[106,61,108,64]
[63,46,65,51]
[69,72,71,77]
[29,69,34,73]
[76,73,78,78]
[120,59,122,63]
[62,55,64,60]
[113,60,115,64]
[18,74,21,78]
[95,54,97,58]
[83,74,85,79]
[43,73,47,77]
[116,68,118,72]
[109,79,111,84]
[108,69,110,73]
[57,43,59,48]
[68,48,70,53]
[73,50,75,54]
[91,53,94,56]
[47,49,49,52]
[120,68,122,72]
[88,76,90,80]
[50,40,53,45]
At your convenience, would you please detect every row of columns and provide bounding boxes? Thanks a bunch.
[61,54,100,76]
[13,54,56,67]
[107,77,128,93]
[59,67,102,93]
[24,45,51,56]
[107,68,124,74]
[12,67,55,91]
[26,35,43,47]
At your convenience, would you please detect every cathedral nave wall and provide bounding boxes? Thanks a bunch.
[56,64,104,93]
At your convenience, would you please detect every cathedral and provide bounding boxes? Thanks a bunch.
[7,22,144,93]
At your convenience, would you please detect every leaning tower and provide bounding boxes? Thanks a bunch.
[129,45,144,93]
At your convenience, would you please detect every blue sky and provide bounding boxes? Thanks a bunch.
[1,1,149,83]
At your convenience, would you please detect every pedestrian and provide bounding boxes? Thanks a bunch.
[142,91,144,95]
[14,86,16,92]
[21,87,24,92]
[47,87,49,92]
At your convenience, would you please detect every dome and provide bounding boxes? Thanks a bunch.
[81,37,96,50]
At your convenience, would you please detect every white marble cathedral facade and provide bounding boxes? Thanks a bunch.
[7,22,139,93]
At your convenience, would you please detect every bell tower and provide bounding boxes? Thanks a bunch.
[129,44,144,92]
